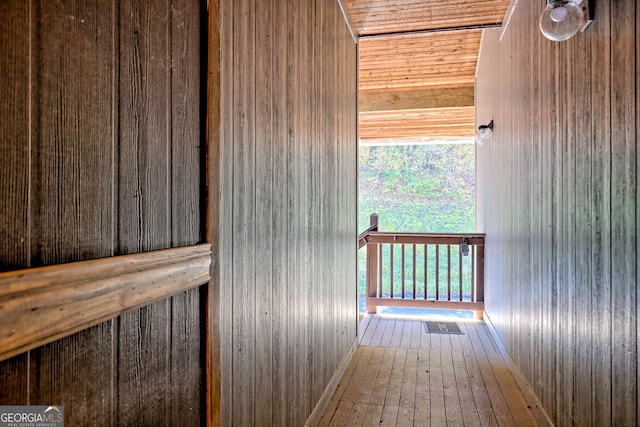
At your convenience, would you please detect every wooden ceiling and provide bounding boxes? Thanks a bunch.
[343,0,511,143]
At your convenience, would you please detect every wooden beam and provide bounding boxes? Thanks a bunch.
[358,105,476,140]
[359,86,474,112]
[359,23,501,40]
[0,244,211,362]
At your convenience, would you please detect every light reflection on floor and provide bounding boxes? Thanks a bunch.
[371,306,476,321]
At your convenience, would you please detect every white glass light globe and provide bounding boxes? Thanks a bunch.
[475,128,492,146]
[550,7,569,22]
[539,1,584,41]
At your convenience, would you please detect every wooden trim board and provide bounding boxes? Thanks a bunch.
[205,0,222,425]
[483,312,554,427]
[304,337,359,427]
[499,0,520,41]
[336,0,358,43]
[0,244,211,362]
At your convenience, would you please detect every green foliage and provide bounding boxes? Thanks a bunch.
[358,143,476,311]
[359,144,475,232]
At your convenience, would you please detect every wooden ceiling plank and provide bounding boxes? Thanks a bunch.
[360,82,476,92]
[344,0,510,36]
[360,65,477,76]
[350,0,511,141]
[359,86,474,112]
[360,75,476,89]
[359,107,475,140]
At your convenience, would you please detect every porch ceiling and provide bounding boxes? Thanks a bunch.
[343,0,511,143]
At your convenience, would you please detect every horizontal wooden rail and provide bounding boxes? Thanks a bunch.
[0,244,211,362]
[371,298,484,311]
[363,232,485,246]
[358,213,379,249]
[359,214,485,315]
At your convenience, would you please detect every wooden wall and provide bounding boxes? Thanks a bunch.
[0,0,206,425]
[217,0,358,425]
[476,1,638,425]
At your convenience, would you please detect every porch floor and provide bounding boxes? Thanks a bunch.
[317,314,540,426]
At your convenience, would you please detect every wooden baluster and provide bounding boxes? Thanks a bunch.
[459,245,463,301]
[412,244,417,300]
[447,245,452,301]
[378,244,383,298]
[390,244,394,299]
[401,244,406,299]
[435,244,440,301]
[423,244,428,299]
[471,245,476,301]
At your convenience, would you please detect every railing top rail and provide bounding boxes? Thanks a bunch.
[369,231,486,238]
[358,213,379,248]
[358,223,379,241]
[357,213,485,248]
[363,231,485,246]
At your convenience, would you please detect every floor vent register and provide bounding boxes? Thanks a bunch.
[423,321,463,334]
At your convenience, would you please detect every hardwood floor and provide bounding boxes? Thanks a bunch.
[317,315,540,426]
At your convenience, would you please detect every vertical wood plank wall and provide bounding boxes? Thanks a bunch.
[0,0,206,425]
[218,0,358,425]
[476,1,638,426]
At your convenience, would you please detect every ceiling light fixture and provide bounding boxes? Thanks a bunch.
[476,120,493,146]
[539,0,594,42]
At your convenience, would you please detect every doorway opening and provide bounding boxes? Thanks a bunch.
[358,140,476,315]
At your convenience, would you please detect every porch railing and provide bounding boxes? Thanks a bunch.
[359,214,485,315]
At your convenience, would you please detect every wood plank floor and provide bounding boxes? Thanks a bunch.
[318,315,540,426]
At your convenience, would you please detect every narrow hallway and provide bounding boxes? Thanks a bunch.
[318,316,541,426]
